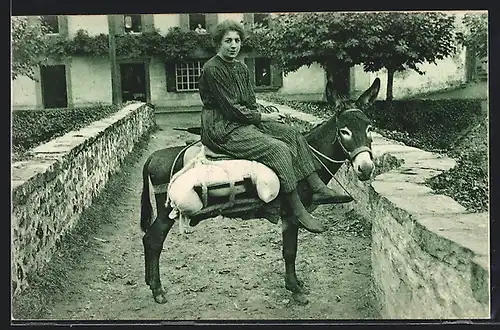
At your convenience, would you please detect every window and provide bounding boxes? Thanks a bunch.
[255,57,271,87]
[40,15,59,34]
[175,60,206,92]
[254,13,270,28]
[124,14,142,33]
[189,13,207,32]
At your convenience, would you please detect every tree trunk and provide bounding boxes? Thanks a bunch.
[325,59,350,104]
[386,68,394,101]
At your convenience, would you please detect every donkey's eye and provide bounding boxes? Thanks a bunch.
[339,128,352,138]
[366,125,373,140]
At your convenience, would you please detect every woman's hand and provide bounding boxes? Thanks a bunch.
[261,112,286,123]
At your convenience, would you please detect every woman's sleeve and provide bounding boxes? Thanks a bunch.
[204,66,261,125]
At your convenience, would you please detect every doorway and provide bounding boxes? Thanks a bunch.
[40,64,68,108]
[120,63,147,102]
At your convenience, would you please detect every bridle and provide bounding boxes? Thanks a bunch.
[262,105,373,167]
[306,108,374,201]
[308,108,373,165]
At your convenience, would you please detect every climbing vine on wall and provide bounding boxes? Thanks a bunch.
[46,30,110,58]
[44,27,259,62]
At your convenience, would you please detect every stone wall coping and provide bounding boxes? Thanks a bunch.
[256,98,489,277]
[11,102,147,204]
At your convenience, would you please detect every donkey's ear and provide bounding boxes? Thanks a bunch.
[356,77,381,106]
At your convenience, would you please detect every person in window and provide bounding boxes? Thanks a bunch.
[195,23,207,34]
[257,67,270,86]
[198,20,353,233]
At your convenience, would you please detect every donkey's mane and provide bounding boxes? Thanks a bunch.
[304,96,358,143]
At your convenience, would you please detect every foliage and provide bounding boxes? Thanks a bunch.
[366,99,483,150]
[46,30,110,59]
[115,30,165,58]
[360,12,457,100]
[11,16,50,80]
[425,149,488,212]
[250,12,457,100]
[12,104,123,159]
[63,30,109,56]
[15,26,219,65]
[249,12,367,74]
[357,13,457,75]
[456,12,488,58]
[160,27,216,61]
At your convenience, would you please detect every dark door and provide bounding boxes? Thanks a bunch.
[120,63,147,102]
[40,65,68,108]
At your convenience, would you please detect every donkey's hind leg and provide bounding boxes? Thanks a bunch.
[142,192,175,304]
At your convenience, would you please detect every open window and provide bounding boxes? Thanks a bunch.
[112,14,153,35]
[189,13,207,33]
[255,57,271,87]
[124,14,142,33]
[244,57,283,91]
[180,13,217,33]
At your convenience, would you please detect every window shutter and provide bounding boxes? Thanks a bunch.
[29,16,41,29]
[111,15,125,35]
[244,57,256,88]
[270,59,283,88]
[58,15,68,38]
[267,13,274,28]
[205,13,218,33]
[243,13,253,26]
[165,61,177,92]
[179,14,189,31]
[142,14,154,33]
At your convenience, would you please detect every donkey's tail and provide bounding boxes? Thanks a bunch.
[140,156,153,233]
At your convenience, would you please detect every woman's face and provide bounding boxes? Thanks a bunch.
[218,30,241,61]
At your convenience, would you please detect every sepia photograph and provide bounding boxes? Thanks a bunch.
[11,10,490,322]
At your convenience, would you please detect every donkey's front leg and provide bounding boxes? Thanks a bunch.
[282,215,310,305]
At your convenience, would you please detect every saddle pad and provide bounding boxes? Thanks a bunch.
[183,142,234,163]
[168,159,280,216]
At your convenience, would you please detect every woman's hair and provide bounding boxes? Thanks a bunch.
[212,20,246,47]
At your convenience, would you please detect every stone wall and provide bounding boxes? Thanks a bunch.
[257,99,490,319]
[368,138,489,319]
[11,102,156,297]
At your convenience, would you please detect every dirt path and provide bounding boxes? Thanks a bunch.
[39,112,378,321]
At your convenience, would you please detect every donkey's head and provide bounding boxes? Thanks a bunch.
[334,78,380,181]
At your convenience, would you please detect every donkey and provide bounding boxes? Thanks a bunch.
[139,78,381,305]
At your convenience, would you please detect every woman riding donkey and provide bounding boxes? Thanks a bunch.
[198,20,353,233]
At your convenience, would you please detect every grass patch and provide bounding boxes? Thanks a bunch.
[11,129,156,320]
[12,102,138,162]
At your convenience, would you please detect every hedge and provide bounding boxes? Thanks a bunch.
[365,99,484,150]
[12,104,123,155]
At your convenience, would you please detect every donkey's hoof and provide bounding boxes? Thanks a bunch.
[292,292,309,305]
[285,280,309,295]
[297,281,310,295]
[152,288,168,304]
